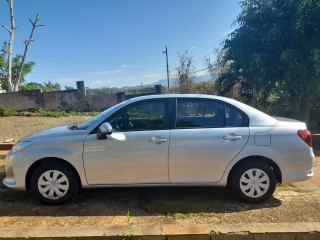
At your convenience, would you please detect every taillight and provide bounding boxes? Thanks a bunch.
[297,129,312,148]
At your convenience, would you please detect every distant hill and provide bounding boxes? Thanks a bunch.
[152,74,213,87]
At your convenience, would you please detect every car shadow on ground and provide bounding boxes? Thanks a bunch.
[0,186,281,217]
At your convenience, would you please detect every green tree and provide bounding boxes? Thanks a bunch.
[0,44,7,88]
[43,81,61,91]
[217,0,320,123]
[19,81,61,92]
[0,42,35,91]
[19,82,43,91]
[64,85,75,90]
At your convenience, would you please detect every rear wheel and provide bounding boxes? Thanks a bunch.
[230,161,276,203]
[30,162,79,205]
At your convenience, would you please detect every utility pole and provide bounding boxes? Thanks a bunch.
[163,46,170,93]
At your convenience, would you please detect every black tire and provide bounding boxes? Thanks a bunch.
[230,161,276,203]
[30,162,79,205]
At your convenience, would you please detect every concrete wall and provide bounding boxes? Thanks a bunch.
[0,89,43,110]
[0,81,123,111]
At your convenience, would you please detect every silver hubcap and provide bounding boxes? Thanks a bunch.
[240,168,270,198]
[38,170,69,200]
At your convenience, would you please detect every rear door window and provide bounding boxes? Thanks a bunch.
[176,99,224,128]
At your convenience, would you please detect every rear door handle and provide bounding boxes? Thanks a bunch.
[223,133,242,141]
[148,136,167,144]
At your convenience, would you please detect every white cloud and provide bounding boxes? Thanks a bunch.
[94,65,129,76]
[95,69,126,75]
[141,74,162,80]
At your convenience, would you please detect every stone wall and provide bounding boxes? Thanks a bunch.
[0,81,124,111]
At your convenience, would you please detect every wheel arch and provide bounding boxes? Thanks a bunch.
[25,157,82,190]
[227,155,282,187]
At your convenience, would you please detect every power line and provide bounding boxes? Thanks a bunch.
[32,65,165,74]
[166,0,211,45]
[31,51,162,58]
[192,39,222,59]
[192,49,216,65]
[168,66,210,77]
[194,67,209,73]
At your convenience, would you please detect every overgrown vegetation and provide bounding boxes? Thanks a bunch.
[0,106,17,116]
[35,108,98,117]
[175,50,196,94]
[0,107,99,118]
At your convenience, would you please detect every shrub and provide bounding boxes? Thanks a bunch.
[0,106,17,117]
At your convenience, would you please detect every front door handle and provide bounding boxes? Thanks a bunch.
[223,133,242,141]
[148,136,167,144]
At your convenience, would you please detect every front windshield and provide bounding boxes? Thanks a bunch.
[79,101,128,130]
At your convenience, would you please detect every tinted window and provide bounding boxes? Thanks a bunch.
[109,100,169,131]
[225,105,244,127]
[176,99,224,128]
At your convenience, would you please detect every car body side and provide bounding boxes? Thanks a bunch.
[3,94,315,190]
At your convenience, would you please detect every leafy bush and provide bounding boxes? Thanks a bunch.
[35,108,68,117]
[0,106,17,117]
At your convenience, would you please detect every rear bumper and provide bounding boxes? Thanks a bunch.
[275,149,315,183]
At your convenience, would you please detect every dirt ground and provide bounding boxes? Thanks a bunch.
[0,116,91,142]
[0,116,319,227]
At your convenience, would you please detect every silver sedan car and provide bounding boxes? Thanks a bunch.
[3,94,315,205]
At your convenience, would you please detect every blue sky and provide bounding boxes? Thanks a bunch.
[0,0,241,89]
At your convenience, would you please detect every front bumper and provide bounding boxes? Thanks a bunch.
[3,150,34,190]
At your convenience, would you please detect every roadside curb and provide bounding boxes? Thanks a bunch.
[0,222,319,240]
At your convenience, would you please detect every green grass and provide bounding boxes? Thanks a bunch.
[31,122,45,127]
[36,108,68,117]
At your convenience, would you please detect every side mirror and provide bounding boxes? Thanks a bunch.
[97,122,112,140]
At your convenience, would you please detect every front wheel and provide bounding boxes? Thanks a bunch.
[30,162,79,205]
[230,161,276,203]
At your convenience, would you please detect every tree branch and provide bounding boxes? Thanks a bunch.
[2,25,11,33]
[14,14,43,91]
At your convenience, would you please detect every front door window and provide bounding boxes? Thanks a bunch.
[109,100,169,131]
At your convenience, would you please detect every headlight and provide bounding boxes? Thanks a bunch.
[11,141,33,154]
